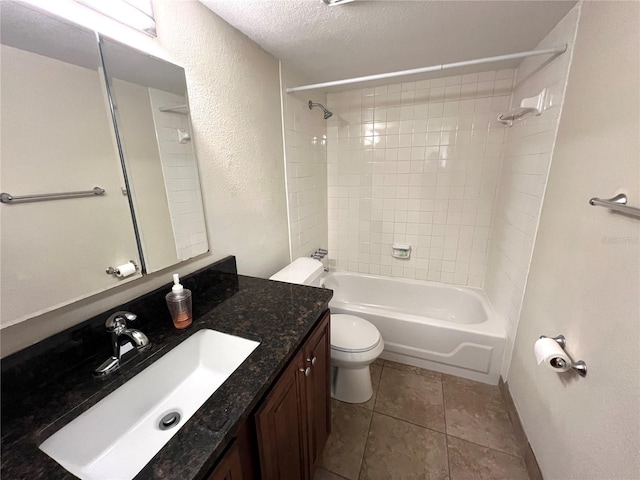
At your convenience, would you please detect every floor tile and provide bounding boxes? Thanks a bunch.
[370,362,383,386]
[448,436,529,480]
[360,413,449,480]
[375,365,446,432]
[356,362,382,411]
[313,467,349,480]
[443,375,519,456]
[384,360,442,380]
[320,400,372,480]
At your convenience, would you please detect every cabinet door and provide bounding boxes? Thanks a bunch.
[207,442,244,480]
[255,351,308,480]
[304,311,331,473]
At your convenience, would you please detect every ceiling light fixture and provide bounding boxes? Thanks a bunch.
[75,0,156,36]
[322,0,358,6]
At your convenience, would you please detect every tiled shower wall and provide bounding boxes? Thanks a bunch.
[326,70,515,287]
[281,66,328,260]
[484,5,580,372]
[149,89,208,261]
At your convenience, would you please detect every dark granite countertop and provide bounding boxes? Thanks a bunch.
[1,257,333,479]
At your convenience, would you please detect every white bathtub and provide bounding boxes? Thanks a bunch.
[322,271,505,384]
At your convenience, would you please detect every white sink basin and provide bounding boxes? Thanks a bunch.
[39,329,260,480]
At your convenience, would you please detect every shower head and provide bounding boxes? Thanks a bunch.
[308,100,333,119]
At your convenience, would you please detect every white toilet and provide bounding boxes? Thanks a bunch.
[270,257,384,404]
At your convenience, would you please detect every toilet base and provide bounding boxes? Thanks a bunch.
[331,365,373,404]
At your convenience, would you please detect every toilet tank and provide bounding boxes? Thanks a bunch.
[269,257,324,286]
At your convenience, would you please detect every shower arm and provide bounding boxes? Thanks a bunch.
[308,100,333,119]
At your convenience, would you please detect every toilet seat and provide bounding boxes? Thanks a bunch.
[331,314,381,353]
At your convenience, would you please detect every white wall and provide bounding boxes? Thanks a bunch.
[325,70,514,286]
[151,1,289,277]
[1,0,289,356]
[484,5,580,372]
[280,64,328,261]
[508,2,639,478]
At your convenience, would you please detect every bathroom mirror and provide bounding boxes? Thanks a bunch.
[0,3,210,328]
[99,36,209,274]
[0,3,142,326]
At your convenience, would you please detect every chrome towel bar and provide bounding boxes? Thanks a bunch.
[0,186,105,204]
[158,104,188,115]
[589,193,640,219]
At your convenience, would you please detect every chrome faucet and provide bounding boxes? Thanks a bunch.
[94,311,150,377]
[311,248,330,271]
[311,248,328,260]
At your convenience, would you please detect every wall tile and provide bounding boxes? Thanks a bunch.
[483,6,580,374]
[149,89,207,260]
[282,82,328,259]
[327,69,515,286]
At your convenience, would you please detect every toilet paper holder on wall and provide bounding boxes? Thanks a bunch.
[540,335,587,377]
[106,260,138,278]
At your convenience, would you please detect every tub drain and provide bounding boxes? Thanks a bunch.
[159,411,181,430]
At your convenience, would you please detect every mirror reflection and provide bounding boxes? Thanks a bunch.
[100,36,209,274]
[0,3,142,326]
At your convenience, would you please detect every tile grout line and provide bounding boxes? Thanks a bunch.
[356,361,383,480]
[441,374,452,479]
[440,373,525,460]
[445,432,527,460]
[370,410,446,437]
[370,363,447,436]
[326,360,526,480]
[374,366,524,458]
[315,467,351,480]
[365,410,525,466]
[382,362,444,381]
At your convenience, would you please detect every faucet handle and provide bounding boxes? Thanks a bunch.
[105,311,137,332]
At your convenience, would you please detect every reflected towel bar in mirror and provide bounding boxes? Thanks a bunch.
[0,186,105,204]
[589,193,640,219]
[158,104,189,115]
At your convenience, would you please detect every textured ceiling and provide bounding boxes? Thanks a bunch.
[199,0,576,85]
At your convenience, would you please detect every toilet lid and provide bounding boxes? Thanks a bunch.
[331,314,381,353]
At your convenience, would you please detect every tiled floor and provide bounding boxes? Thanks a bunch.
[315,360,529,480]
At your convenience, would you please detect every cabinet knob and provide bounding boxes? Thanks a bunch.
[307,356,317,366]
[300,367,311,377]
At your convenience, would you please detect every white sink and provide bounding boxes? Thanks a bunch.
[39,329,260,480]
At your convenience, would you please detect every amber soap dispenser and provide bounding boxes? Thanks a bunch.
[165,273,192,329]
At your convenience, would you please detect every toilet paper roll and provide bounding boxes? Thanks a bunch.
[534,337,571,372]
[115,261,136,278]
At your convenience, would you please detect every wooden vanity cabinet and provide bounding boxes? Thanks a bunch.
[255,311,331,480]
[302,311,331,473]
[207,442,243,480]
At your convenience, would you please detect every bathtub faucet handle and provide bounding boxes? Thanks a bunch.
[311,248,328,260]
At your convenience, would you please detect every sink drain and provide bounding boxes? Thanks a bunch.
[158,411,181,430]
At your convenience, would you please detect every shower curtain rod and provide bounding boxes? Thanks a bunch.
[286,45,567,93]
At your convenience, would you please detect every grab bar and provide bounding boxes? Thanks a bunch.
[0,186,105,204]
[159,104,188,115]
[589,193,640,219]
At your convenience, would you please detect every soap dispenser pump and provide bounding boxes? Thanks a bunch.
[165,273,192,329]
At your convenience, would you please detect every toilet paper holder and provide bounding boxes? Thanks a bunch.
[106,260,138,277]
[540,335,587,377]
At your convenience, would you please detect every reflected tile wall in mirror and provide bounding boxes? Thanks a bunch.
[100,36,209,273]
